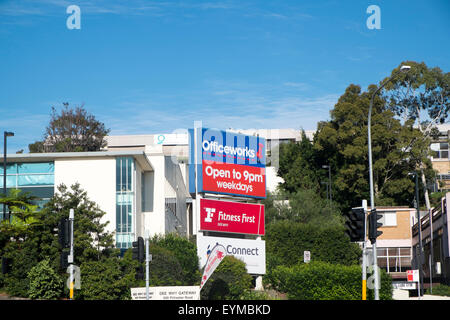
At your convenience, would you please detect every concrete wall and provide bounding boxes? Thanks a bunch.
[54,157,116,235]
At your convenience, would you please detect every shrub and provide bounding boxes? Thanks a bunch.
[27,259,64,300]
[201,256,253,300]
[269,261,392,300]
[264,220,361,267]
[77,257,134,300]
[149,233,200,285]
[147,245,185,286]
[2,242,39,297]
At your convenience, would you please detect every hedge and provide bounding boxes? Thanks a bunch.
[269,261,392,300]
[264,220,362,267]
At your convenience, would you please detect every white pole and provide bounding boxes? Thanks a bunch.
[69,208,74,300]
[146,237,149,300]
[362,200,367,300]
[145,229,150,300]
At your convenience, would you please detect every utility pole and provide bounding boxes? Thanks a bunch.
[414,173,424,296]
[68,208,74,300]
[362,200,368,300]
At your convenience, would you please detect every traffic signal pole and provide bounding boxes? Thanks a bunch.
[362,200,367,300]
[69,208,74,300]
[145,235,150,300]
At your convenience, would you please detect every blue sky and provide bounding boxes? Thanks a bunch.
[0,0,449,153]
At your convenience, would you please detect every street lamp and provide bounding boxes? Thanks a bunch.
[322,164,332,204]
[408,172,424,296]
[3,131,14,221]
[367,65,410,300]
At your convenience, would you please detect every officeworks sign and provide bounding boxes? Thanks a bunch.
[197,233,266,275]
[189,128,266,198]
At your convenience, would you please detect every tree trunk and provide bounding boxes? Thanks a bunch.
[420,167,431,211]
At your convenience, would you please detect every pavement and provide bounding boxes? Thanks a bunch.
[393,289,450,300]
[0,292,29,300]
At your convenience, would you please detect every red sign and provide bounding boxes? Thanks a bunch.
[202,160,266,198]
[200,198,265,235]
[407,270,419,282]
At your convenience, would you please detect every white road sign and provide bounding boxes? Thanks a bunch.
[131,286,200,300]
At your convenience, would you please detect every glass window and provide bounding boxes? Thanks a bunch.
[0,164,17,175]
[18,174,54,186]
[17,162,54,174]
[116,157,134,249]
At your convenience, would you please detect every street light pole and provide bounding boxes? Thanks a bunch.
[414,172,424,296]
[3,131,14,221]
[322,164,332,205]
[367,65,410,300]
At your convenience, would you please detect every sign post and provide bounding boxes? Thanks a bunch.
[68,208,74,300]
[407,269,420,298]
[304,251,311,264]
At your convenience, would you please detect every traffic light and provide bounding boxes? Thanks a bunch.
[368,209,383,244]
[132,237,145,263]
[345,207,366,242]
[135,265,145,280]
[1,257,11,274]
[58,218,70,248]
[60,251,70,270]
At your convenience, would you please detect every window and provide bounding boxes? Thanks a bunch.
[383,212,397,227]
[0,162,54,218]
[377,247,412,273]
[431,142,449,159]
[116,157,134,249]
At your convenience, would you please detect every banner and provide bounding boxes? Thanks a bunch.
[200,198,265,235]
[200,243,227,290]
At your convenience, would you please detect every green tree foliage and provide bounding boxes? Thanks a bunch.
[263,189,343,227]
[383,61,449,210]
[27,259,63,300]
[277,130,321,193]
[0,189,39,242]
[313,84,431,210]
[29,103,110,153]
[38,183,118,265]
[0,183,119,298]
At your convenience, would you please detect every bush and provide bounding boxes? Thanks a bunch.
[147,245,185,286]
[269,261,392,300]
[77,256,135,300]
[264,221,361,267]
[426,284,450,296]
[149,233,200,285]
[27,259,63,300]
[201,256,253,300]
[2,242,39,297]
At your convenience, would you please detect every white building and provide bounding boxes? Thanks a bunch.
[1,129,303,251]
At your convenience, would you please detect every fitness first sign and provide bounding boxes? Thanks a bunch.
[189,128,266,199]
[200,198,265,235]
[197,233,266,275]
